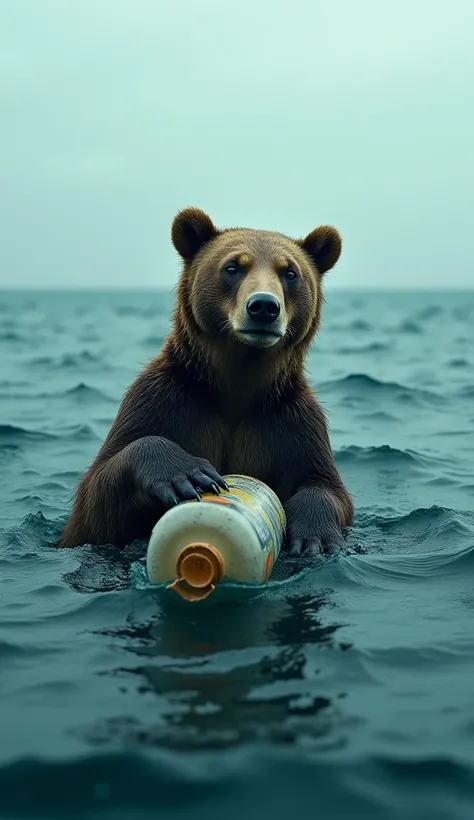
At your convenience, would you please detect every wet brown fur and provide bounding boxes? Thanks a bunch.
[58,208,353,550]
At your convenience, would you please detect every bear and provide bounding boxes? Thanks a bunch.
[57,208,354,555]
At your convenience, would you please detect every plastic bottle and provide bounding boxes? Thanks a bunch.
[145,474,286,602]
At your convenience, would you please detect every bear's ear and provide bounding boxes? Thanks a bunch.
[299,226,342,275]
[171,208,218,262]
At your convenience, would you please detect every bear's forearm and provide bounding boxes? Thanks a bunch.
[287,480,353,530]
[57,435,227,548]
[283,481,353,556]
[57,443,140,548]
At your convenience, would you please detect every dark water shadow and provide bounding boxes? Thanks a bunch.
[74,587,358,754]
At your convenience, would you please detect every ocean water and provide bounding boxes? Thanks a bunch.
[1,289,474,820]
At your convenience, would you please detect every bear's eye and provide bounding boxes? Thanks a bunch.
[283,267,298,281]
[223,262,239,277]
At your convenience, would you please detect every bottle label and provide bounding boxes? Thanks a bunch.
[199,474,286,580]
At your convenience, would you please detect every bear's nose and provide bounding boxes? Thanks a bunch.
[246,293,281,325]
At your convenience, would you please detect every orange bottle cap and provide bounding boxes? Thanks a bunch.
[166,542,225,602]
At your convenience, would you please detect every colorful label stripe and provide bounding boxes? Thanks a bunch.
[200,474,286,579]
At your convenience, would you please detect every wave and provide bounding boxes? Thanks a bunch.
[335,342,393,354]
[61,383,117,403]
[0,424,55,443]
[28,351,112,371]
[142,334,165,347]
[335,543,474,586]
[0,639,30,659]
[0,330,25,342]
[0,512,63,552]
[351,410,401,423]
[114,305,158,317]
[415,305,444,321]
[424,475,463,487]
[0,383,117,403]
[0,422,99,445]
[36,480,71,492]
[329,318,374,332]
[54,422,100,440]
[50,470,82,481]
[457,385,474,398]
[398,319,423,334]
[349,505,474,556]
[318,373,445,406]
[335,444,453,471]
[448,357,470,368]
[0,379,29,388]
[0,639,58,660]
[0,750,472,819]
[369,505,474,532]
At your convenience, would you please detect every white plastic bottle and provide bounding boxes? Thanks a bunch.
[146,474,286,602]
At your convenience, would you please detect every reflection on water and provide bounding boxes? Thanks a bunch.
[82,589,357,752]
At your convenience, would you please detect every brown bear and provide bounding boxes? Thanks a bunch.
[58,208,353,555]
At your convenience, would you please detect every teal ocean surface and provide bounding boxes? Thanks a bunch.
[1,289,474,819]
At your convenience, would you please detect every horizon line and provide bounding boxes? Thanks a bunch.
[1,285,473,293]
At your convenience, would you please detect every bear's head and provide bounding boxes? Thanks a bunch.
[171,208,341,355]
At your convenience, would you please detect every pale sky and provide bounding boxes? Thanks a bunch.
[1,0,473,289]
